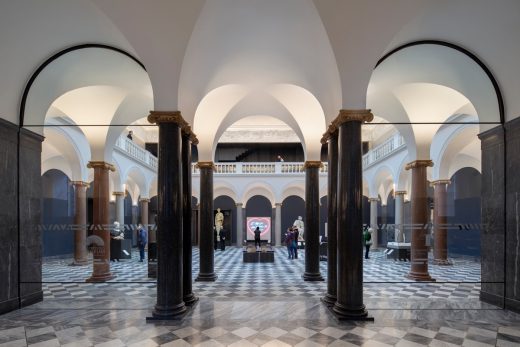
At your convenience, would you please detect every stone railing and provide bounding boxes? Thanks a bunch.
[114,136,158,170]
[362,133,405,168]
[115,132,404,175]
[192,162,329,175]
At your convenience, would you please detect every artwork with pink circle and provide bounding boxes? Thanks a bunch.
[246,217,271,241]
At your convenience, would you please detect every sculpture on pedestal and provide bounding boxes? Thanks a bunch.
[293,216,304,241]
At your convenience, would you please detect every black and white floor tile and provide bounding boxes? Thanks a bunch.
[2,246,518,346]
[41,247,481,302]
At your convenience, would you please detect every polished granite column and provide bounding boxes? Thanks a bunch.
[303,161,324,281]
[406,160,435,281]
[71,181,89,266]
[275,203,282,247]
[322,126,338,305]
[148,111,186,318]
[196,161,217,281]
[432,180,452,265]
[113,192,125,228]
[139,197,149,234]
[332,109,373,320]
[236,203,244,247]
[369,198,379,248]
[86,161,115,282]
[394,191,406,242]
[182,127,198,305]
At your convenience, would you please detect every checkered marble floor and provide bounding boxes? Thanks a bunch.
[1,247,517,346]
[41,247,482,304]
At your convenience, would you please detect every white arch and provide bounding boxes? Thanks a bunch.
[279,182,305,202]
[241,181,276,208]
[214,181,239,202]
[124,165,149,199]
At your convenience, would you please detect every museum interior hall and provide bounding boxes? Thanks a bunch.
[1,1,520,346]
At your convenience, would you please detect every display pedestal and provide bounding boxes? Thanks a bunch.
[243,242,274,263]
[110,239,132,260]
[385,242,411,261]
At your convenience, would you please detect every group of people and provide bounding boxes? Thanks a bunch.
[284,226,300,259]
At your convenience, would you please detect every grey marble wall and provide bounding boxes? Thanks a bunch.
[479,125,506,307]
[18,128,44,308]
[0,119,20,314]
[505,118,520,312]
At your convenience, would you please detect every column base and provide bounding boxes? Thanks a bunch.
[148,261,157,278]
[321,293,337,306]
[433,259,453,266]
[183,293,199,306]
[69,260,89,266]
[148,302,187,321]
[406,271,436,282]
[85,272,115,282]
[302,272,324,281]
[195,273,218,282]
[331,302,373,321]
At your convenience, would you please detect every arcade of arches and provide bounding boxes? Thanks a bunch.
[1,1,520,346]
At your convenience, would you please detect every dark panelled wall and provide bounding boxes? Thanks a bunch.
[214,196,237,245]
[281,196,305,243]
[447,168,481,257]
[41,170,74,257]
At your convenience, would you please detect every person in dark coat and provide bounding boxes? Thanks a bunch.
[254,226,261,250]
[219,228,226,251]
[137,224,148,262]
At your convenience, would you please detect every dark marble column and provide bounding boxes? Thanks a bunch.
[322,127,338,305]
[182,127,198,304]
[432,180,452,265]
[406,160,435,281]
[236,203,244,247]
[196,162,217,281]
[303,161,324,281]
[0,119,19,314]
[332,109,373,320]
[71,181,89,266]
[86,161,115,282]
[148,111,186,318]
[19,129,45,307]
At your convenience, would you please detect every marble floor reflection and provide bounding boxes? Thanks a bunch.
[2,247,517,346]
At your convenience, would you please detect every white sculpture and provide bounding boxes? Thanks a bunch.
[293,216,304,241]
[214,208,224,241]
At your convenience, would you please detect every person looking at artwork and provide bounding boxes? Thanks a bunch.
[363,225,373,259]
[219,228,226,251]
[254,226,261,250]
[292,226,299,259]
[285,227,294,259]
[137,223,147,262]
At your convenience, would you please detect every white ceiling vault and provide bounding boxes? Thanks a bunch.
[1,0,519,197]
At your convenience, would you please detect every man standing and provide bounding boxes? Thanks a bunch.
[138,224,148,262]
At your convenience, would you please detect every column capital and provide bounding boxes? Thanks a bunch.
[139,197,151,203]
[304,160,323,169]
[71,181,90,188]
[368,197,379,202]
[181,124,199,145]
[405,160,433,170]
[321,122,339,144]
[394,190,407,196]
[275,202,283,207]
[430,179,451,187]
[113,191,125,196]
[235,203,243,207]
[196,161,215,170]
[147,110,187,127]
[333,109,374,128]
[87,161,115,171]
